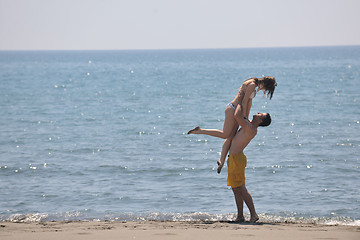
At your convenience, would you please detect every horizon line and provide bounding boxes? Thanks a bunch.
[1,44,359,52]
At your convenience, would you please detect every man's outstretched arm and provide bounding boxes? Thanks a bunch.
[234,104,252,131]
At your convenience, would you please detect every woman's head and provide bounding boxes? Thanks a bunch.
[258,76,277,100]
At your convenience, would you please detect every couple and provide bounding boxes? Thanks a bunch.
[188,77,276,223]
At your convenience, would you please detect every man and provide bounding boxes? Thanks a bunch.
[217,104,271,223]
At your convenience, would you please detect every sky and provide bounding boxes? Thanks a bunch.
[0,0,360,50]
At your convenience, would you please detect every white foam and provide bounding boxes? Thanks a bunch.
[4,213,49,223]
[1,212,359,226]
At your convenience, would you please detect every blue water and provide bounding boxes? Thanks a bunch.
[0,47,359,225]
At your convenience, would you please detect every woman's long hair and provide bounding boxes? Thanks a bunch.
[252,76,277,100]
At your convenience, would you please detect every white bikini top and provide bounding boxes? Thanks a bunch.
[250,89,257,99]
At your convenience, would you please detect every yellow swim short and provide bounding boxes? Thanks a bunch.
[227,153,247,188]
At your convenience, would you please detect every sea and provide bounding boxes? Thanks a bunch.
[0,46,359,225]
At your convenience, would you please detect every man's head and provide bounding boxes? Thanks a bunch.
[253,113,271,127]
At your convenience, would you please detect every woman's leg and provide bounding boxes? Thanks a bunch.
[188,107,237,139]
[217,138,231,173]
[217,123,238,173]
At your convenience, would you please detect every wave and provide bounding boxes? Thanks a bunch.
[1,211,359,226]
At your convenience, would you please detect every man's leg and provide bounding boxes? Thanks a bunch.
[231,187,245,222]
[238,185,259,223]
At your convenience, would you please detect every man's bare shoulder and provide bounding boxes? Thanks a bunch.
[244,124,257,137]
[237,126,256,138]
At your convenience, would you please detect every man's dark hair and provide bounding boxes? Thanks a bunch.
[259,113,271,127]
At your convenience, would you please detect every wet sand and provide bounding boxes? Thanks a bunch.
[1,221,359,240]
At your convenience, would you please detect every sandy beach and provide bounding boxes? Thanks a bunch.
[0,221,359,240]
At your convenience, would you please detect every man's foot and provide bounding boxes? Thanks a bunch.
[217,160,224,174]
[249,214,259,223]
[187,126,200,134]
[234,217,245,223]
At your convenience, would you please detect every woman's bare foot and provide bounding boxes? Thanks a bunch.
[217,160,224,174]
[249,214,259,223]
[187,126,200,134]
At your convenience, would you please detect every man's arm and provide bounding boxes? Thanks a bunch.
[245,98,252,119]
[234,104,253,131]
[240,83,256,119]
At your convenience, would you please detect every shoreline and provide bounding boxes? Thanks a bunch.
[1,221,359,240]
